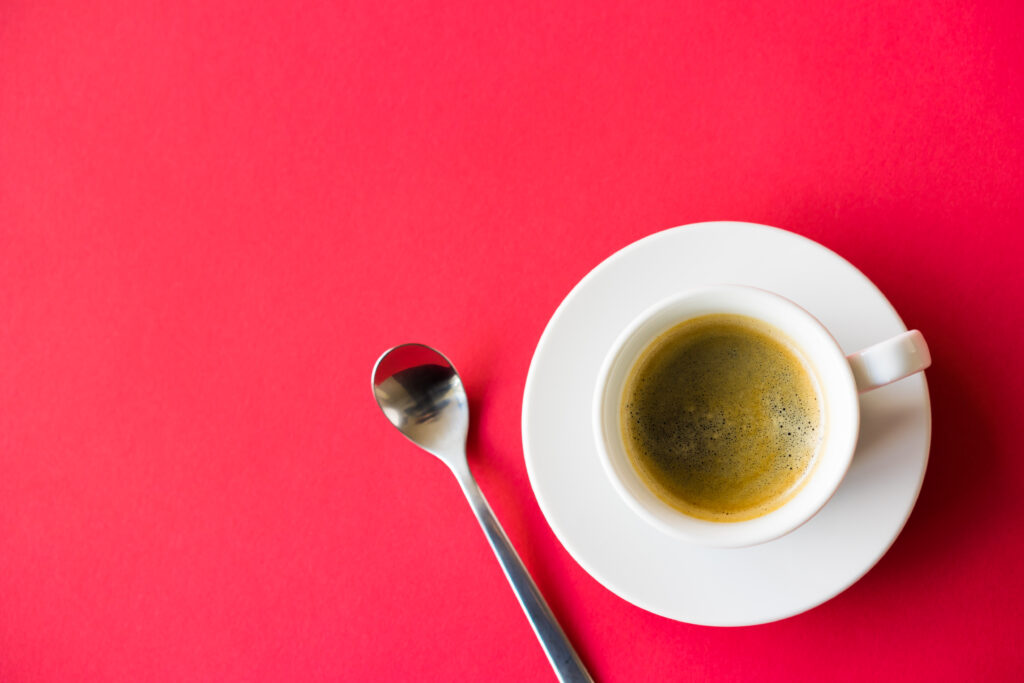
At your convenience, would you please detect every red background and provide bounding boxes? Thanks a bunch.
[2,1,1023,680]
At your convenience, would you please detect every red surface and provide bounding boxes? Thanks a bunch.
[2,1,1023,680]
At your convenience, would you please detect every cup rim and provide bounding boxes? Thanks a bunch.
[592,284,861,548]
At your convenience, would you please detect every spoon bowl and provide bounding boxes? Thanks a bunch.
[372,344,468,462]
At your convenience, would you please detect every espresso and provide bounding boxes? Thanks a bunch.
[621,314,822,522]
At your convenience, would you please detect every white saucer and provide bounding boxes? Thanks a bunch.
[522,222,931,626]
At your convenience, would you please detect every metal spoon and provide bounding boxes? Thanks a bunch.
[372,344,593,683]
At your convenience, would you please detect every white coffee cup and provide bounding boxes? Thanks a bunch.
[593,285,931,548]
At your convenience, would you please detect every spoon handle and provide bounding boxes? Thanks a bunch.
[456,471,594,683]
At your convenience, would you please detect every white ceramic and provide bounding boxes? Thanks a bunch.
[593,285,930,548]
[521,222,932,626]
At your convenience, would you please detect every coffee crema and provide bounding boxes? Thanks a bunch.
[620,314,823,522]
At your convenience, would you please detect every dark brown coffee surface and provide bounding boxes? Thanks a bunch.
[621,314,822,522]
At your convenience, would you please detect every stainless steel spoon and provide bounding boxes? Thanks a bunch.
[372,343,593,683]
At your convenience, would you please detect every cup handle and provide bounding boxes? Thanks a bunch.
[847,330,932,393]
